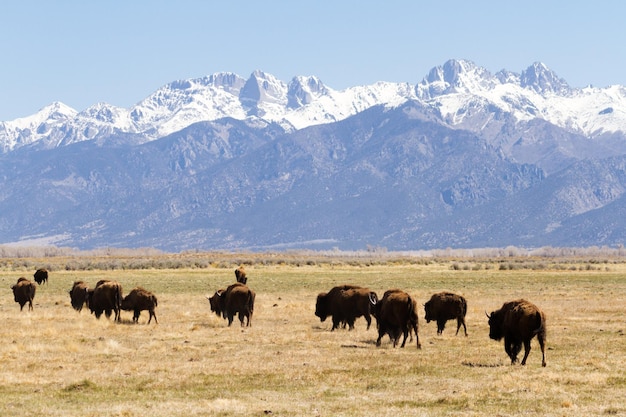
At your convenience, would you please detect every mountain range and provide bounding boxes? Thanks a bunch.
[1,58,626,251]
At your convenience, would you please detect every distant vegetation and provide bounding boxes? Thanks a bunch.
[1,244,625,272]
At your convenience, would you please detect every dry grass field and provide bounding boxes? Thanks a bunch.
[0,253,625,416]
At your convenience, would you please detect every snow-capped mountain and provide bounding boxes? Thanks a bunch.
[3,59,626,155]
[2,59,626,251]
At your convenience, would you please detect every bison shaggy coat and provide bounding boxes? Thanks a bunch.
[208,283,255,327]
[315,284,374,331]
[373,289,420,349]
[33,268,48,285]
[487,299,547,367]
[88,281,123,321]
[424,292,468,336]
[69,281,90,312]
[12,277,36,311]
[121,287,158,324]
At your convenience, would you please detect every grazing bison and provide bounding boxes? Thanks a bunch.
[88,280,123,321]
[338,287,379,330]
[234,266,247,284]
[424,292,468,336]
[11,277,37,311]
[207,283,255,327]
[487,299,547,367]
[33,268,48,285]
[121,287,158,324]
[315,285,376,331]
[69,281,90,312]
[372,289,420,349]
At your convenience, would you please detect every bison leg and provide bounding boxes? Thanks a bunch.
[28,300,33,311]
[331,316,342,331]
[456,318,468,336]
[504,336,520,364]
[400,327,409,348]
[133,310,141,323]
[346,317,356,331]
[436,319,446,335]
[148,310,158,324]
[537,333,547,367]
[376,325,386,347]
[411,322,421,349]
[520,339,532,366]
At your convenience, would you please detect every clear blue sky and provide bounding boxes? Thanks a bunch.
[1,0,624,121]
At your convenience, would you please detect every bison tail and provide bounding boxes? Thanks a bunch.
[152,295,158,307]
[247,291,255,312]
[533,311,546,336]
[461,298,468,317]
[115,286,123,310]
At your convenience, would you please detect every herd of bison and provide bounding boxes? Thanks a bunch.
[9,266,547,367]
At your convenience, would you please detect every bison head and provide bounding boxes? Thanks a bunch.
[207,291,224,317]
[424,301,433,323]
[486,310,504,340]
[315,293,328,321]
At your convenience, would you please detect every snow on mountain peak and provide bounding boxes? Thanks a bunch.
[0,101,77,151]
[416,59,498,99]
[240,71,288,105]
[287,76,330,109]
[520,62,570,95]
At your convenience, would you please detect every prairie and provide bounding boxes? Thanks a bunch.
[0,254,624,416]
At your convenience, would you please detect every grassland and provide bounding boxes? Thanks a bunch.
[0,253,624,416]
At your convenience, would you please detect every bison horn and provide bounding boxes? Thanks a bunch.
[485,311,491,319]
[368,293,377,305]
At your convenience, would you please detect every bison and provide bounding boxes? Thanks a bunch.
[424,292,468,336]
[69,281,90,312]
[207,283,255,327]
[11,277,37,311]
[121,287,158,324]
[234,266,247,284]
[372,289,420,349]
[33,268,48,285]
[315,285,377,331]
[88,280,123,321]
[487,299,547,367]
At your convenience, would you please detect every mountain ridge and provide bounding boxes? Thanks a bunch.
[3,59,626,154]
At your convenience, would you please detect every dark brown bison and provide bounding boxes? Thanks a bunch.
[315,285,377,331]
[69,281,90,312]
[372,289,420,349]
[33,268,48,285]
[207,283,255,327]
[338,287,379,330]
[88,280,123,321]
[121,287,158,324]
[487,299,546,367]
[11,277,36,311]
[234,266,247,284]
[424,292,468,336]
